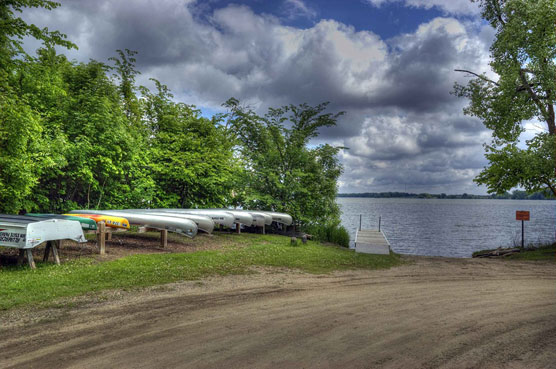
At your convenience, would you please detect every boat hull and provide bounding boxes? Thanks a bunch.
[69,210,198,238]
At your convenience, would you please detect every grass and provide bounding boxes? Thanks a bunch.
[505,244,556,261]
[472,243,556,261]
[0,234,403,310]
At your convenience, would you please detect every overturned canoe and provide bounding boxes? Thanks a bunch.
[215,209,272,226]
[260,211,293,226]
[65,213,130,229]
[0,215,86,249]
[167,209,253,226]
[26,213,98,231]
[124,210,215,234]
[152,209,236,228]
[69,210,198,238]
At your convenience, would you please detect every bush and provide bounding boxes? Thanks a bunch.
[304,224,350,248]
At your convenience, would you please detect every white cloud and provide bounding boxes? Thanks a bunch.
[365,0,480,16]
[20,1,493,194]
[283,0,317,19]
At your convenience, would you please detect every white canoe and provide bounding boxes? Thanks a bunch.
[156,209,237,228]
[0,215,86,249]
[124,210,215,234]
[175,209,253,226]
[223,210,272,226]
[260,211,293,226]
[220,210,253,226]
[69,210,198,238]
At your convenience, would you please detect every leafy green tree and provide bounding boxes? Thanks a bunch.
[142,80,238,208]
[224,98,344,227]
[454,0,556,195]
[0,1,75,213]
[15,49,151,212]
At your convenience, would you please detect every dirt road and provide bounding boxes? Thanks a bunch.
[1,257,556,368]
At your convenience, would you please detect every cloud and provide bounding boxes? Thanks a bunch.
[365,0,480,16]
[20,0,493,194]
[282,0,317,20]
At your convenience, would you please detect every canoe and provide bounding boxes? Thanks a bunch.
[150,209,235,228]
[123,210,215,233]
[26,213,98,231]
[260,211,293,225]
[65,214,130,229]
[214,209,272,226]
[0,215,86,249]
[164,209,253,226]
[69,210,198,238]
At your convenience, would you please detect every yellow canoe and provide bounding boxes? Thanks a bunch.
[65,214,130,229]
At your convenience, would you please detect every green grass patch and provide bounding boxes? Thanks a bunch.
[505,244,556,261]
[0,234,402,310]
[472,243,556,261]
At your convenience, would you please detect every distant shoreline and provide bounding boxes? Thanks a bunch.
[337,191,555,200]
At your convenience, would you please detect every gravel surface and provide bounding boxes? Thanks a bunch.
[1,256,555,368]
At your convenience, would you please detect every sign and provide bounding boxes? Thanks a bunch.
[516,211,530,221]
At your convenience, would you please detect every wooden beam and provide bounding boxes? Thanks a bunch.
[26,249,36,269]
[52,240,61,265]
[43,241,52,262]
[17,249,25,266]
[98,221,106,255]
[160,229,168,248]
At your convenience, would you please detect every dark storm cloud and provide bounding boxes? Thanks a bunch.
[19,1,494,194]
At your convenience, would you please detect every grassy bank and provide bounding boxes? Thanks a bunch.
[0,234,402,310]
[473,243,556,261]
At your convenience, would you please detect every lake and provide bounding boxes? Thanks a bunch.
[337,197,556,257]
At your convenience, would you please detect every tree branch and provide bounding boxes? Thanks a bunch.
[454,69,500,86]
[518,69,552,132]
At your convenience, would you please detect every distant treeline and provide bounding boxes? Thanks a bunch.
[337,190,555,200]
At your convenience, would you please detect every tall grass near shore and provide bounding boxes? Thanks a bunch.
[304,224,350,247]
[0,234,401,310]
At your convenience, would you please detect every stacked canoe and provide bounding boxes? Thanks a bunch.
[0,209,293,268]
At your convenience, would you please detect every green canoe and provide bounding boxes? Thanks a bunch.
[25,213,98,231]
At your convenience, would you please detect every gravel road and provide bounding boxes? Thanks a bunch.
[1,257,555,368]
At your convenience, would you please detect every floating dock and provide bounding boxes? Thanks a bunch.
[355,229,390,255]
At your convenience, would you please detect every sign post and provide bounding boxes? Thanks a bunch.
[516,211,530,249]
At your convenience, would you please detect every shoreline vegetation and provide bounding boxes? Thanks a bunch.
[472,243,556,260]
[338,190,555,200]
[0,233,402,311]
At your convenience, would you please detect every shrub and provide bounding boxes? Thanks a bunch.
[304,224,350,248]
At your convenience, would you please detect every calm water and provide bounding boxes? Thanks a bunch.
[337,198,556,258]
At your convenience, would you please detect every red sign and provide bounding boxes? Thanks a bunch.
[516,211,530,221]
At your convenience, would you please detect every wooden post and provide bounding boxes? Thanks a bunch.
[43,241,52,262]
[359,214,362,231]
[17,249,25,266]
[26,249,36,269]
[262,225,265,235]
[106,231,112,241]
[379,216,381,232]
[236,223,241,234]
[98,221,106,255]
[52,241,61,265]
[160,229,168,248]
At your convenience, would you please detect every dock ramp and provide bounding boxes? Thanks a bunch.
[355,229,390,255]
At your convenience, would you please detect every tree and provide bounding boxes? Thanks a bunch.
[454,0,556,195]
[224,98,344,227]
[142,81,239,208]
[0,1,75,213]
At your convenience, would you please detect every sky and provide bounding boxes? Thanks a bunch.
[19,0,524,195]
